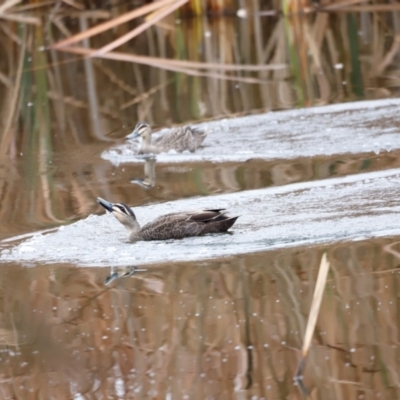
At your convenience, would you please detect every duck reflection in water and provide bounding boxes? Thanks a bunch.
[104,266,147,285]
[131,155,156,190]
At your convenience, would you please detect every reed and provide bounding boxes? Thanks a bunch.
[295,253,330,396]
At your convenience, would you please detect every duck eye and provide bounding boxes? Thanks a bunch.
[115,205,127,213]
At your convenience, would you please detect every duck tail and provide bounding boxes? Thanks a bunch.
[192,127,207,139]
[206,215,239,233]
[221,216,239,231]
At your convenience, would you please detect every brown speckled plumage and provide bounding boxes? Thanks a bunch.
[97,198,238,242]
[126,122,207,154]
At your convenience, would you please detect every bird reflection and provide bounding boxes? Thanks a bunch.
[130,155,156,189]
[104,265,147,285]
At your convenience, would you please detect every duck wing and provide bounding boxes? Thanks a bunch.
[139,212,205,240]
[139,210,238,240]
[188,127,207,150]
[188,210,239,233]
[154,129,185,152]
[179,127,207,152]
[154,126,207,153]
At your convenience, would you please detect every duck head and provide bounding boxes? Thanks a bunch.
[97,197,140,238]
[126,122,152,141]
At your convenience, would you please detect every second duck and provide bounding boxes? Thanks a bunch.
[126,122,207,154]
[97,197,238,242]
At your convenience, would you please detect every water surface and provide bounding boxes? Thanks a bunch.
[1,238,400,398]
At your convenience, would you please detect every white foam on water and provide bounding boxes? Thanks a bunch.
[2,167,400,266]
[102,98,400,165]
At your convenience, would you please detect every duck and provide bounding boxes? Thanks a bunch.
[97,197,238,242]
[126,122,207,154]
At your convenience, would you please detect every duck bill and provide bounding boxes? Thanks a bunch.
[97,197,113,212]
[104,272,119,285]
[126,130,140,140]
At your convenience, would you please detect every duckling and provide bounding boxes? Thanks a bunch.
[126,122,207,154]
[97,197,238,242]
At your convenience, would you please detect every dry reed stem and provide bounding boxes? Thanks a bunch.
[51,0,177,48]
[93,61,137,96]
[53,46,284,84]
[55,10,110,19]
[0,13,41,24]
[301,253,330,357]
[294,253,330,394]
[92,0,189,56]
[56,45,285,72]
[52,18,72,37]
[46,91,125,119]
[9,0,53,12]
[0,0,21,14]
[46,63,66,134]
[261,18,281,64]
[62,0,84,10]
[257,2,400,14]
[312,12,328,51]
[0,71,11,87]
[321,0,370,10]
[80,16,105,139]
[304,22,321,70]
[375,35,400,76]
[0,23,22,44]
[121,80,172,109]
[321,3,400,12]
[330,5,400,12]
[0,36,25,159]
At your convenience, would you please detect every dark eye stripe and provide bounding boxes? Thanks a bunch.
[115,205,127,213]
[137,123,148,132]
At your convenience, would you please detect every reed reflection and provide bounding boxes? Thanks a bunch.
[0,237,399,398]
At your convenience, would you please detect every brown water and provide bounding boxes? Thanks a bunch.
[1,10,400,398]
[1,238,400,398]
